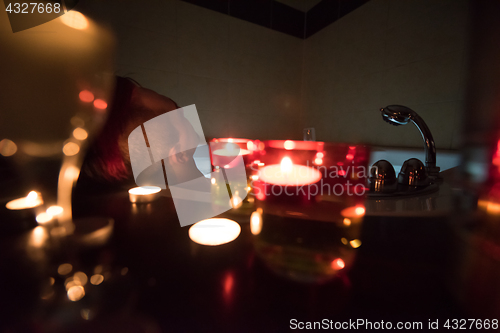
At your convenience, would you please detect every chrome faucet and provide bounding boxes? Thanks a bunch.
[380,105,440,178]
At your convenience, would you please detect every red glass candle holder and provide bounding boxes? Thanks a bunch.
[209,138,261,168]
[252,140,370,212]
[249,140,371,283]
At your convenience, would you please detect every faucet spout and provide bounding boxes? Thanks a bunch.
[380,105,440,178]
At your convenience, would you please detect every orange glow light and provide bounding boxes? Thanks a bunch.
[67,285,85,301]
[36,212,53,224]
[63,142,80,156]
[331,258,345,270]
[224,272,234,296]
[79,90,94,103]
[93,99,107,110]
[355,206,365,215]
[250,211,262,235]
[73,128,88,140]
[284,140,295,150]
[350,239,362,248]
[346,154,354,161]
[6,191,43,210]
[60,11,88,30]
[90,274,104,285]
[0,139,17,157]
[340,205,366,218]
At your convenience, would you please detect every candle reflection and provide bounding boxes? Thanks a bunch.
[340,205,366,219]
[67,285,85,301]
[251,210,361,283]
[29,226,48,248]
[349,239,362,248]
[250,211,262,235]
[0,139,17,157]
[90,274,104,285]
[223,271,234,303]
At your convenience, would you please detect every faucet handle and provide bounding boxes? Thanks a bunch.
[398,158,430,188]
[369,160,398,193]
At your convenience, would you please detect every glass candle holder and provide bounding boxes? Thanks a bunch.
[209,138,261,167]
[210,138,262,206]
[0,11,115,234]
[249,140,371,283]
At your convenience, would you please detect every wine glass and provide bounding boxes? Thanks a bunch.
[0,10,115,234]
[0,10,117,327]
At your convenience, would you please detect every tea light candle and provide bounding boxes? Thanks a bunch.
[6,191,43,210]
[256,157,322,202]
[128,186,161,203]
[212,142,251,168]
[212,143,251,157]
[259,157,322,186]
[189,218,241,246]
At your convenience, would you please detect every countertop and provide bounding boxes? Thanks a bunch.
[0,172,468,332]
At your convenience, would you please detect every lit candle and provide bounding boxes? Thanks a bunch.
[255,157,322,202]
[6,191,43,210]
[128,186,162,203]
[212,142,251,168]
[259,157,322,186]
[210,138,259,167]
[189,218,241,246]
[212,142,251,157]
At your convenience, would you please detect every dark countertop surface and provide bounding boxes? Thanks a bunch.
[0,176,470,332]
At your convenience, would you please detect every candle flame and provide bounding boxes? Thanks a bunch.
[280,157,293,174]
[27,191,38,202]
[284,140,295,150]
[355,206,365,216]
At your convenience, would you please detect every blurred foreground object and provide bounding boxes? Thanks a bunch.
[0,5,115,233]
[451,0,500,319]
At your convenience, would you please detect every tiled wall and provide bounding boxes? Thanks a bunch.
[79,0,469,149]
[78,0,304,140]
[302,0,469,149]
